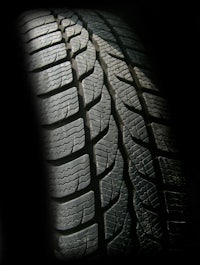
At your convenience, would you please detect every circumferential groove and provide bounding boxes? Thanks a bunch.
[61,13,108,257]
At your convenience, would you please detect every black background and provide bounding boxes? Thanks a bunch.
[1,0,200,264]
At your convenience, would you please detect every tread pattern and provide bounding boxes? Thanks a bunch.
[88,85,111,139]
[107,213,132,255]
[70,28,89,55]
[151,123,178,153]
[157,157,186,187]
[18,8,188,260]
[28,43,67,71]
[55,224,98,259]
[48,154,91,198]
[115,81,141,110]
[26,31,62,53]
[23,22,58,42]
[32,61,73,95]
[39,87,79,125]
[82,61,104,105]
[60,14,79,29]
[116,96,149,142]
[64,20,83,39]
[124,128,155,178]
[143,92,171,120]
[52,191,95,230]
[126,49,151,68]
[134,66,159,91]
[76,41,96,78]
[100,150,123,208]
[104,182,128,240]
[44,118,85,160]
[95,116,118,176]
[19,10,51,26]
[164,191,188,215]
[20,14,55,33]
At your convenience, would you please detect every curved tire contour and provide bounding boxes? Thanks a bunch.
[18,9,189,260]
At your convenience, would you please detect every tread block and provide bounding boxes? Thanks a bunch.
[38,87,79,125]
[129,163,160,209]
[106,68,141,110]
[28,43,67,71]
[19,10,51,26]
[116,97,149,143]
[20,14,55,33]
[32,61,73,95]
[136,223,162,253]
[104,183,128,240]
[116,81,141,110]
[100,150,124,208]
[61,14,79,28]
[94,29,116,43]
[27,31,62,53]
[106,56,132,82]
[23,22,58,42]
[143,92,171,120]
[88,86,111,139]
[134,192,162,239]
[64,21,83,39]
[52,191,95,230]
[134,67,158,91]
[55,223,98,259]
[86,19,116,42]
[151,123,179,153]
[107,213,132,255]
[48,154,90,198]
[70,28,89,55]
[95,116,118,175]
[92,34,124,61]
[44,118,85,160]
[82,61,104,105]
[124,128,155,178]
[164,191,188,215]
[76,41,96,78]
[157,157,186,187]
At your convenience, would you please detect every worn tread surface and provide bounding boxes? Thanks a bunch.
[18,8,189,261]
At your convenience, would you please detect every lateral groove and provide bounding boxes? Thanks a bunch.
[30,56,69,73]
[103,194,120,212]
[85,94,102,111]
[54,218,96,236]
[41,111,81,130]
[29,36,64,55]
[91,125,109,145]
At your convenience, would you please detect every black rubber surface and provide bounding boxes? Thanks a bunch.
[15,8,190,261]
[1,2,200,265]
